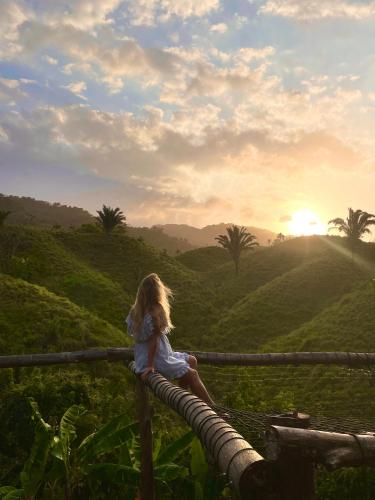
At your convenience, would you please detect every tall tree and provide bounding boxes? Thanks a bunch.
[328,208,375,241]
[275,233,285,244]
[328,208,375,259]
[215,224,258,275]
[96,205,126,234]
[0,210,10,226]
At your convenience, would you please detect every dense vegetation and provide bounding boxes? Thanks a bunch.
[1,214,375,498]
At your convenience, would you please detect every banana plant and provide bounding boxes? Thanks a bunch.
[0,400,212,499]
[0,398,54,499]
[86,429,195,496]
[189,438,230,500]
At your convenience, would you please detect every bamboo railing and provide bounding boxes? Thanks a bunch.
[129,362,270,498]
[1,348,375,369]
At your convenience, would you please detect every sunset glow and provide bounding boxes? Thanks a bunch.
[288,210,327,236]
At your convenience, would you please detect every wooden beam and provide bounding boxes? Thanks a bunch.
[128,362,271,499]
[265,426,375,470]
[1,349,375,369]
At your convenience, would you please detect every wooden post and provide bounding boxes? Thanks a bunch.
[136,377,155,500]
[266,412,315,500]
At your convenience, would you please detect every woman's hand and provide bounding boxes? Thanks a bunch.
[141,366,155,381]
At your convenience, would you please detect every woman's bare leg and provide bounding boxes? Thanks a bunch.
[178,356,196,389]
[188,355,197,369]
[178,377,189,390]
[178,368,214,405]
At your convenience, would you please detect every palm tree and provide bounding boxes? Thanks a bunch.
[96,205,126,233]
[328,208,375,241]
[215,224,259,275]
[328,208,375,258]
[275,233,285,244]
[0,210,10,226]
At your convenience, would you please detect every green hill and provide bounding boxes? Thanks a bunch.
[0,274,127,355]
[54,231,218,349]
[176,246,230,272]
[0,193,93,228]
[263,279,375,353]
[205,252,373,352]
[205,236,334,311]
[0,226,132,329]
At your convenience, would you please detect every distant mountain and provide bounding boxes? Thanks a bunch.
[154,223,276,247]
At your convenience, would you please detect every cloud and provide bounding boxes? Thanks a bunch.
[260,0,375,20]
[43,55,58,65]
[63,81,87,99]
[17,20,183,91]
[39,0,123,30]
[0,0,33,57]
[0,78,28,105]
[210,23,228,33]
[124,0,220,26]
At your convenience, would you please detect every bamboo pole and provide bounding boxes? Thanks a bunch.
[128,363,271,499]
[136,377,155,500]
[1,349,375,369]
[265,426,375,470]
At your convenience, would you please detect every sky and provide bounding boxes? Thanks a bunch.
[1,0,375,233]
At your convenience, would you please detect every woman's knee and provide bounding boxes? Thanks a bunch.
[181,368,198,384]
[188,355,197,369]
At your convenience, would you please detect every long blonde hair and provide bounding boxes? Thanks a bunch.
[130,273,174,337]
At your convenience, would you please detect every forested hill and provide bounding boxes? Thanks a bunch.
[0,193,93,228]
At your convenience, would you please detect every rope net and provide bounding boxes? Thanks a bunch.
[197,363,375,451]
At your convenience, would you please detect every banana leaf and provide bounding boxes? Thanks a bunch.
[156,430,195,466]
[3,490,25,500]
[86,463,139,485]
[154,464,189,481]
[20,399,54,497]
[78,419,138,465]
[0,487,23,499]
[58,405,86,468]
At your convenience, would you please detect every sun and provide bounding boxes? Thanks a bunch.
[288,210,327,236]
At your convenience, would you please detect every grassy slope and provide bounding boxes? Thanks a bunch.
[0,226,131,329]
[55,231,218,349]
[205,236,332,311]
[205,253,372,352]
[176,246,231,272]
[263,279,375,353]
[0,274,127,355]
